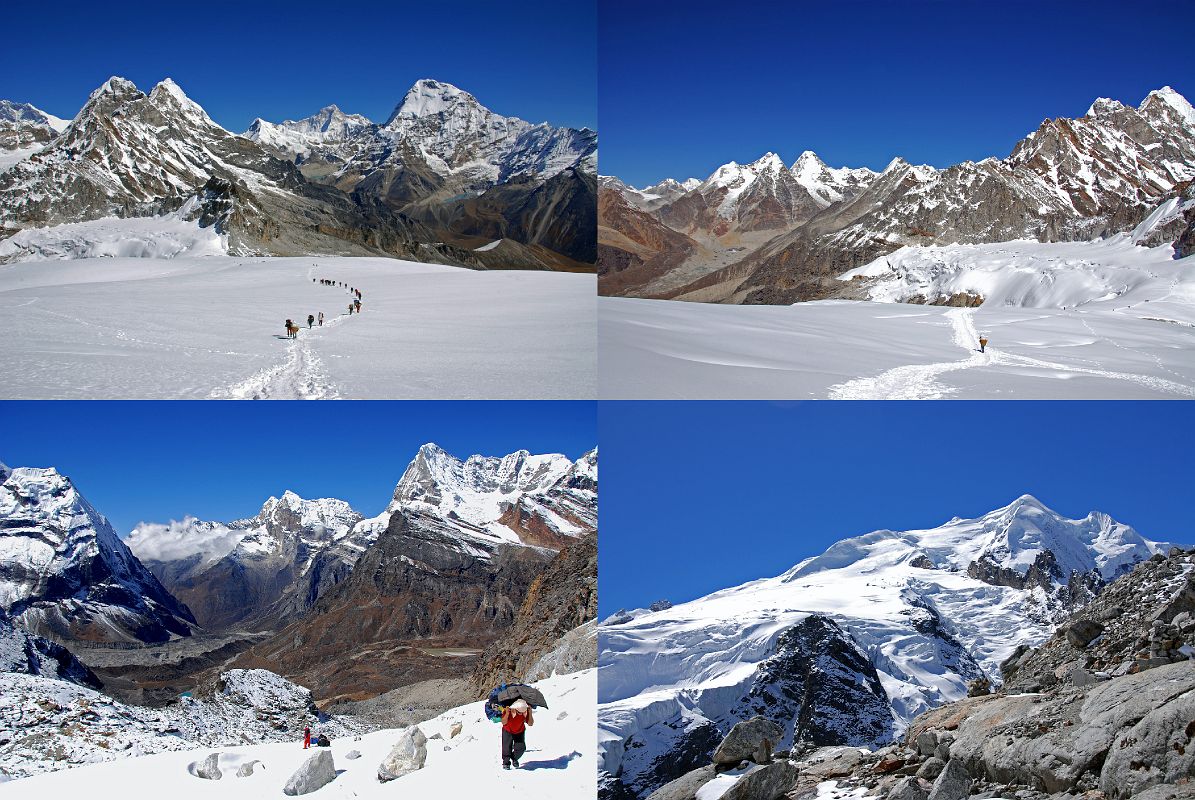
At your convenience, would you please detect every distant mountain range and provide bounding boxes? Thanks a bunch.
[0,78,596,270]
[599,87,1195,302]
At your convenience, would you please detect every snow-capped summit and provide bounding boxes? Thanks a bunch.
[386,78,480,123]
[598,497,1185,798]
[244,103,373,158]
[390,442,592,544]
[0,466,195,644]
[1140,85,1195,128]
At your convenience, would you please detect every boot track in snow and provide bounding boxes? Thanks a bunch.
[827,307,1195,400]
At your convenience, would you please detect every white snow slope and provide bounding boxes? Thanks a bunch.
[0,205,226,262]
[2,669,596,799]
[597,497,1183,790]
[0,255,595,399]
[601,237,1195,399]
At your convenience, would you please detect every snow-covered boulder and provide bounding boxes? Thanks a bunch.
[283,750,335,796]
[188,752,221,780]
[236,760,261,777]
[377,726,428,782]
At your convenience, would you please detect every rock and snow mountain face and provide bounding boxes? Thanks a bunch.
[243,78,598,266]
[390,443,598,548]
[0,101,68,148]
[245,104,373,161]
[0,77,591,269]
[0,666,364,780]
[0,467,195,646]
[0,616,100,689]
[130,491,378,632]
[601,87,1195,303]
[230,444,597,701]
[597,496,1182,799]
[132,443,598,640]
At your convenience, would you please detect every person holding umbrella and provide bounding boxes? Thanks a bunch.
[500,698,533,769]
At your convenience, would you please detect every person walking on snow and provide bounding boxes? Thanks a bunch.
[501,698,533,769]
[354,299,361,313]
[307,314,315,329]
[303,726,311,749]
[348,303,354,315]
[318,311,324,327]
[979,335,988,353]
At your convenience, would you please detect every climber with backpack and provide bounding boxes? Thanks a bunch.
[485,683,547,770]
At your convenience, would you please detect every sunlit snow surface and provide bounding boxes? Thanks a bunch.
[0,256,595,399]
[2,670,596,799]
[601,239,1195,399]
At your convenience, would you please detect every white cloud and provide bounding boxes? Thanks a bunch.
[126,516,246,565]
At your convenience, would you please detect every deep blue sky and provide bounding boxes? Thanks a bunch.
[601,0,1195,187]
[598,401,1195,616]
[0,0,596,132]
[0,401,595,536]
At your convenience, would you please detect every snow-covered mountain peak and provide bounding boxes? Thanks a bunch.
[0,460,9,482]
[0,465,194,643]
[791,149,825,172]
[89,76,139,102]
[0,101,68,133]
[1140,85,1195,128]
[1085,96,1127,118]
[386,78,480,124]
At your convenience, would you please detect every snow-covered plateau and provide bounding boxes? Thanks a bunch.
[1,669,595,799]
[600,236,1195,399]
[597,497,1186,798]
[0,252,595,399]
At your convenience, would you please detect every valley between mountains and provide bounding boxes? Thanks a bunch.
[0,444,597,794]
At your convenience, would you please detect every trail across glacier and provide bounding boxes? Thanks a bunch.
[828,308,990,399]
[0,256,596,399]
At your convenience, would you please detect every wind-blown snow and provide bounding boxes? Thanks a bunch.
[0,255,595,399]
[2,669,595,799]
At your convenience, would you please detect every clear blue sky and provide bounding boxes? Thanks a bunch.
[598,401,1195,616]
[601,0,1195,187]
[0,0,596,132]
[0,401,595,536]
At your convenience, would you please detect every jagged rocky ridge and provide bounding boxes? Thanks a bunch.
[0,77,595,269]
[597,496,1183,799]
[600,87,1195,302]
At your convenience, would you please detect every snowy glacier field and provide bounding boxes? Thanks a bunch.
[1,670,596,799]
[601,238,1195,399]
[0,254,595,399]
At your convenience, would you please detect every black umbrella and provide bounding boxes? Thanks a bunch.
[494,684,549,709]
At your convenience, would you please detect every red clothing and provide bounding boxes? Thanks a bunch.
[502,711,527,734]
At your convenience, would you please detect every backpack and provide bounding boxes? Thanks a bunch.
[484,683,506,723]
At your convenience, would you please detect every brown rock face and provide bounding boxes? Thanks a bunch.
[233,510,554,702]
[598,186,699,295]
[469,534,597,694]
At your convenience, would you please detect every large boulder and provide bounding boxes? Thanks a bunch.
[283,750,336,796]
[712,716,784,766]
[1100,684,1195,797]
[644,765,716,800]
[191,752,222,780]
[888,776,928,800]
[236,760,261,777]
[377,725,428,782]
[926,758,971,800]
[1064,619,1105,649]
[720,760,799,800]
